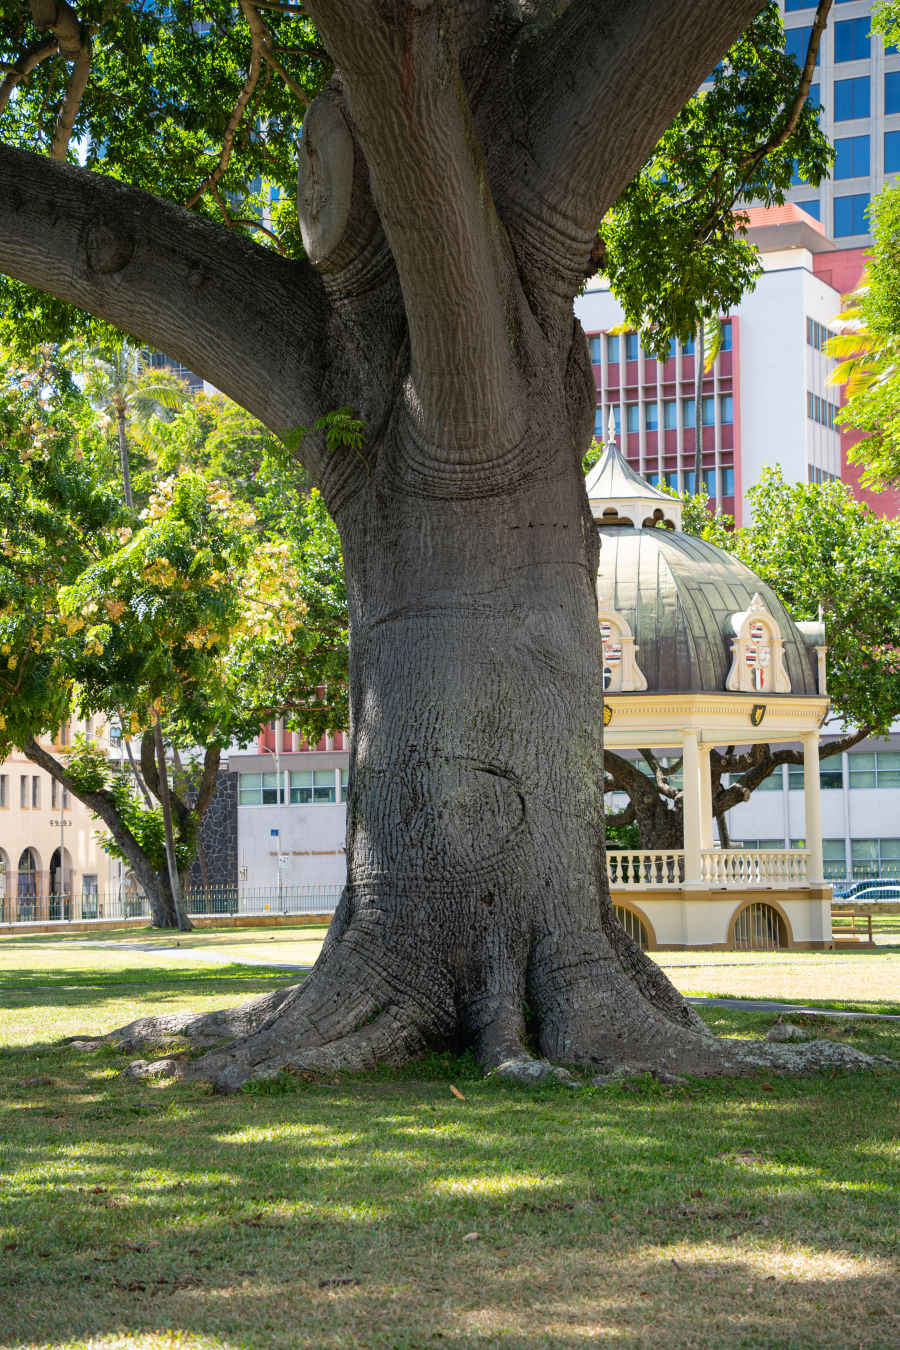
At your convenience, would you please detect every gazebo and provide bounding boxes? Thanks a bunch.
[587,433,832,951]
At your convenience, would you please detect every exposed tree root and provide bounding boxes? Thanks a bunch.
[96,897,896,1092]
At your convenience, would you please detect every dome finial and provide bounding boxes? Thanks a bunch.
[607,407,617,446]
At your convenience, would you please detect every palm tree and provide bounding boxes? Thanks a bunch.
[67,341,186,508]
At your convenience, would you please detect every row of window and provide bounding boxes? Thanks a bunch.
[806,317,834,352]
[751,752,900,792]
[588,322,732,367]
[0,775,71,809]
[807,392,838,429]
[595,395,733,438]
[808,465,839,484]
[786,17,897,67]
[239,769,349,806]
[641,467,735,497]
[832,70,900,119]
[736,837,900,869]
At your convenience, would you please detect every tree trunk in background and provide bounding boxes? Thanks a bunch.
[116,404,133,510]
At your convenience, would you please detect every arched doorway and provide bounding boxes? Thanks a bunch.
[49,847,73,921]
[732,901,789,951]
[614,904,652,951]
[16,848,40,921]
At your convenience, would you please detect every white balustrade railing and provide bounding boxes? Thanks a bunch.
[607,850,684,888]
[701,849,809,888]
[607,848,810,890]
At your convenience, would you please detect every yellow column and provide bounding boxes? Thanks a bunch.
[802,732,824,884]
[698,743,714,850]
[682,730,706,888]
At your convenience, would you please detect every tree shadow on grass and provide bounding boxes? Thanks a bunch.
[0,1027,897,1350]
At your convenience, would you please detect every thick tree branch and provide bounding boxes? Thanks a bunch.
[507,0,768,280]
[740,0,832,167]
[0,145,334,478]
[303,0,525,454]
[50,36,91,160]
[184,7,265,210]
[0,37,58,117]
[243,1,311,107]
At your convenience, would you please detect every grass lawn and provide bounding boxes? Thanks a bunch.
[0,941,898,1348]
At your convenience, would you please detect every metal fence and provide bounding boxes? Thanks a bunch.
[0,884,343,926]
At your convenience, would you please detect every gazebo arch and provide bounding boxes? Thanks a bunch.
[612,901,656,951]
[728,897,794,952]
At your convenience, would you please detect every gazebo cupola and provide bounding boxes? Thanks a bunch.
[586,411,682,531]
[587,419,833,954]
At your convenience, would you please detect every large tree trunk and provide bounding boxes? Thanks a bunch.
[2,0,886,1085]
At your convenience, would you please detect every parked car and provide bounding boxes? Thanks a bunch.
[834,884,900,903]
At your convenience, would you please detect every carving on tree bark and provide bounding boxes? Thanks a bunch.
[1,0,889,1087]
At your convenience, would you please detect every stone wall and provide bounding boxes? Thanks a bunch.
[189,770,238,888]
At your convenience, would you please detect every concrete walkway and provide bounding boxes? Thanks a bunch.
[77,940,900,1020]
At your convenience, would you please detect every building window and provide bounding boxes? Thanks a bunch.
[834,18,869,63]
[664,471,679,490]
[820,761,843,790]
[784,0,816,11]
[834,134,870,179]
[0,775,5,809]
[823,839,847,877]
[702,468,716,495]
[701,395,715,426]
[719,394,734,424]
[796,198,821,221]
[886,131,900,175]
[886,70,900,115]
[625,404,639,434]
[720,466,734,496]
[593,407,604,438]
[663,400,677,430]
[32,775,40,809]
[785,26,818,69]
[238,772,283,805]
[755,767,784,791]
[834,75,870,121]
[340,768,349,802]
[720,319,732,352]
[682,398,695,428]
[849,751,900,788]
[682,334,695,355]
[645,403,658,431]
[290,770,337,804]
[589,335,603,363]
[606,333,620,363]
[851,838,900,876]
[624,332,639,362]
[807,317,831,351]
[787,764,804,791]
[683,470,696,494]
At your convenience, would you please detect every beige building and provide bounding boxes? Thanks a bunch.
[0,720,122,923]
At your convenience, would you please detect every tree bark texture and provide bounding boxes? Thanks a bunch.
[3,0,885,1086]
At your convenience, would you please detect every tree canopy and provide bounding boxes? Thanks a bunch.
[0,346,347,923]
[1,2,831,357]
